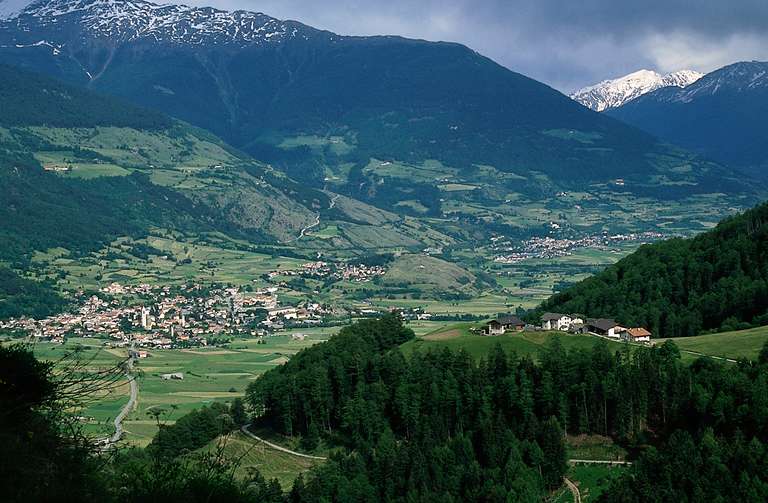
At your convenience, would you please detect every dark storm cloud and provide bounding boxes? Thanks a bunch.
[187,0,768,92]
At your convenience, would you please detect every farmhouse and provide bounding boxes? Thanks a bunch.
[484,315,525,335]
[620,327,652,343]
[540,313,584,331]
[586,318,621,338]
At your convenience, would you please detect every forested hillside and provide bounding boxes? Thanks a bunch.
[248,315,566,500]
[0,0,755,215]
[6,316,768,501]
[0,64,170,129]
[248,314,768,501]
[538,201,768,337]
[0,266,66,319]
[0,147,228,262]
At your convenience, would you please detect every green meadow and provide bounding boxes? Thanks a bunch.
[400,324,629,361]
[25,332,333,447]
[660,325,768,362]
[568,464,627,502]
[200,432,320,489]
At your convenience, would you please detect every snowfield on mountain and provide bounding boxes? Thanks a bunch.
[571,69,702,111]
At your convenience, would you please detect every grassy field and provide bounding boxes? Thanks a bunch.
[381,254,477,293]
[568,464,626,502]
[366,293,513,315]
[121,332,331,446]
[660,325,768,362]
[16,338,131,437]
[400,324,628,361]
[200,432,320,489]
[25,331,333,447]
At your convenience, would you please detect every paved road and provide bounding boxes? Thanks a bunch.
[110,374,137,443]
[564,477,581,503]
[104,355,137,446]
[241,424,327,460]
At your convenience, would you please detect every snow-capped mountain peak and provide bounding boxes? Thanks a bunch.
[0,0,36,18]
[670,61,768,103]
[570,68,703,111]
[0,0,311,46]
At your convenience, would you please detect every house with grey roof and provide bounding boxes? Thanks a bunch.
[484,315,525,335]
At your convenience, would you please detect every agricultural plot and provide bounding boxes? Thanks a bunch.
[25,332,331,447]
[22,338,130,436]
[363,158,459,183]
[33,233,309,291]
[366,292,512,315]
[119,333,329,446]
[29,126,236,174]
[277,134,356,156]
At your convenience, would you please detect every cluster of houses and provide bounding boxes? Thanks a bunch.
[268,260,387,283]
[492,231,666,265]
[482,311,651,343]
[0,281,335,348]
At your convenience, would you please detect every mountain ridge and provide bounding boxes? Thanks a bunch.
[607,61,768,179]
[0,0,724,188]
[0,0,761,241]
[1,0,313,46]
[570,68,703,111]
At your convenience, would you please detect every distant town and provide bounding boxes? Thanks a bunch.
[1,280,342,348]
[491,231,666,264]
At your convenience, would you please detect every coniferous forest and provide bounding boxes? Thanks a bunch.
[539,201,768,337]
[5,315,768,501]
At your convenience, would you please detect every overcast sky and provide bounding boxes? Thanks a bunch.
[187,0,768,92]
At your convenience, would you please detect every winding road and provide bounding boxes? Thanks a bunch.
[110,373,137,444]
[285,193,341,243]
[102,354,138,446]
[564,477,581,503]
[241,424,327,460]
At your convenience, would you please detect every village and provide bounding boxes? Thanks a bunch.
[481,311,652,343]
[0,281,346,349]
[492,231,666,264]
[268,260,387,282]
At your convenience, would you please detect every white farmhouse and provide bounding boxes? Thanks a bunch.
[541,313,582,331]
